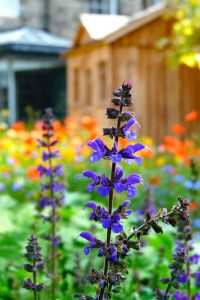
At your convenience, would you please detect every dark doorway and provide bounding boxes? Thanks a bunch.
[16,67,66,120]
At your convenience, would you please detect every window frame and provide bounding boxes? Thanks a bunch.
[98,61,107,102]
[87,0,119,14]
[73,68,80,103]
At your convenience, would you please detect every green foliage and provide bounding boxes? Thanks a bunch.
[169,0,200,68]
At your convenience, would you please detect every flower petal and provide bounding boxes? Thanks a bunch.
[84,245,92,255]
[80,232,94,242]
[121,200,131,207]
[114,182,125,193]
[115,167,124,180]
[112,222,123,233]
[82,170,99,181]
[126,174,142,185]
[97,185,110,196]
[85,201,97,211]
[110,153,122,163]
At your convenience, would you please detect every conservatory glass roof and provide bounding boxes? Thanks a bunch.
[0,27,71,55]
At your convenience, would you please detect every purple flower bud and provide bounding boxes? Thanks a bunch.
[105,108,120,119]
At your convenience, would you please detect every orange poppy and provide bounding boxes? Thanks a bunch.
[189,201,198,211]
[185,110,199,122]
[140,148,153,158]
[26,167,40,180]
[12,121,26,131]
[149,175,160,185]
[81,116,97,131]
[171,124,185,135]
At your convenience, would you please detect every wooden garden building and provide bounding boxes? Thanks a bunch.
[63,3,200,143]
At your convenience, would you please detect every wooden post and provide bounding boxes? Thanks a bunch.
[7,60,17,125]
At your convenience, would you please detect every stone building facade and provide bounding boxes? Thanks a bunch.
[0,0,160,40]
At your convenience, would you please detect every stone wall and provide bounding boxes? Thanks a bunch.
[0,0,154,39]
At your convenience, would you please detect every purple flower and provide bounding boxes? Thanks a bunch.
[80,232,96,255]
[109,142,122,163]
[38,165,52,177]
[114,200,132,218]
[82,170,110,196]
[88,138,122,163]
[114,167,143,198]
[80,232,105,255]
[82,168,142,199]
[162,165,175,173]
[0,182,5,192]
[184,180,200,190]
[194,219,200,229]
[85,200,132,233]
[38,164,63,178]
[42,150,60,162]
[87,138,109,163]
[85,201,102,222]
[196,271,200,287]
[40,196,52,209]
[187,254,200,264]
[194,293,200,300]
[11,183,23,191]
[173,175,184,182]
[121,118,138,141]
[100,209,123,233]
[109,245,118,262]
[53,236,61,247]
[173,291,189,300]
[87,138,145,165]
[118,143,145,165]
[174,240,184,252]
[110,213,123,233]
[176,270,188,284]
[54,164,63,176]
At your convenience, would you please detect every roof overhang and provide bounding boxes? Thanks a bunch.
[0,27,72,59]
[105,3,168,43]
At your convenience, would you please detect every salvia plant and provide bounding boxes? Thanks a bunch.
[156,217,200,300]
[23,235,44,300]
[37,108,65,299]
[74,83,192,300]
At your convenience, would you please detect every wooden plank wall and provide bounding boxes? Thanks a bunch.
[111,18,200,143]
[66,16,200,143]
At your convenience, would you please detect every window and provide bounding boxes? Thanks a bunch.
[98,62,106,102]
[85,70,92,105]
[86,0,119,14]
[142,0,160,9]
[0,0,20,17]
[73,69,79,102]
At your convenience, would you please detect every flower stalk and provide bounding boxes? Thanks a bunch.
[23,235,44,300]
[156,202,200,300]
[75,83,194,300]
[37,108,65,299]
[98,104,123,300]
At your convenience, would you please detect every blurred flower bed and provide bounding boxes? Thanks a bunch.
[0,111,199,299]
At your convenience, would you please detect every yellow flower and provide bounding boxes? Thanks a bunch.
[156,157,165,166]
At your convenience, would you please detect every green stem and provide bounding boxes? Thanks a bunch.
[98,105,123,300]
[47,135,56,300]
[127,211,174,241]
[33,257,38,300]
[163,277,174,299]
